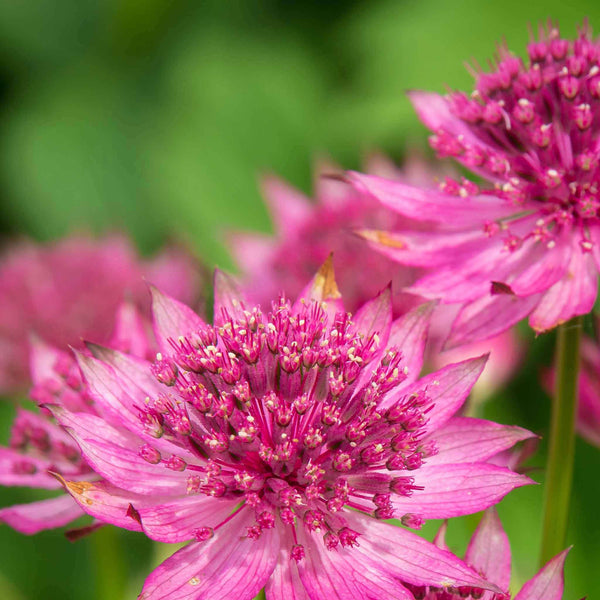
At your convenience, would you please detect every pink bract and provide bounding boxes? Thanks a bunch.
[0,234,201,393]
[0,304,154,534]
[349,23,600,345]
[52,263,533,599]
[415,508,569,600]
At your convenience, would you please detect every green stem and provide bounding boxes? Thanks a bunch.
[539,316,582,566]
[91,527,127,600]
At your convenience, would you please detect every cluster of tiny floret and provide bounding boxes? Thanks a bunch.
[137,296,437,559]
[431,23,600,253]
[404,582,509,600]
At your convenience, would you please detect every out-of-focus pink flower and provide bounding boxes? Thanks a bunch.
[0,234,201,394]
[413,508,569,600]
[228,158,428,316]
[52,263,532,599]
[578,333,600,446]
[545,328,600,447]
[349,23,600,345]
[0,304,153,534]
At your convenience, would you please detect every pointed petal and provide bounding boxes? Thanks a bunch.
[151,286,205,354]
[425,417,536,466]
[387,301,436,385]
[514,548,570,600]
[382,356,488,434]
[351,284,393,341]
[346,513,500,592]
[347,172,514,226]
[465,509,511,591]
[261,175,312,237]
[293,255,344,317]
[447,293,540,348]
[408,91,482,144]
[392,463,533,518]
[139,509,278,600]
[54,476,143,532]
[109,302,152,359]
[74,350,144,433]
[0,494,83,534]
[296,526,413,600]
[529,248,597,333]
[213,269,248,324]
[57,476,238,543]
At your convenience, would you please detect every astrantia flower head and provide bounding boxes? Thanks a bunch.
[413,508,569,600]
[349,22,600,344]
[0,234,200,393]
[0,303,153,534]
[0,304,155,534]
[50,262,533,599]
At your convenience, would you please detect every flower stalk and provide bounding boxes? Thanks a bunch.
[540,316,583,566]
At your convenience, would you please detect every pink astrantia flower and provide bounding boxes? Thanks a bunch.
[0,234,200,393]
[413,508,570,600]
[51,263,533,599]
[0,304,153,534]
[349,22,600,345]
[228,160,425,316]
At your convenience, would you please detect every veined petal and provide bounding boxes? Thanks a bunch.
[265,547,310,600]
[151,285,206,354]
[425,417,536,466]
[139,508,277,600]
[447,293,541,348]
[514,548,570,600]
[56,477,144,532]
[75,350,163,439]
[296,525,413,600]
[133,495,239,544]
[529,246,598,333]
[382,356,488,433]
[347,172,514,226]
[507,239,571,297]
[0,494,83,534]
[387,301,436,386]
[358,228,487,267]
[59,476,238,543]
[465,508,511,591]
[392,463,533,519]
[213,270,248,324]
[51,408,190,494]
[351,284,393,342]
[346,513,499,592]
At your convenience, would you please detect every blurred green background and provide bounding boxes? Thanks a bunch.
[0,0,599,598]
